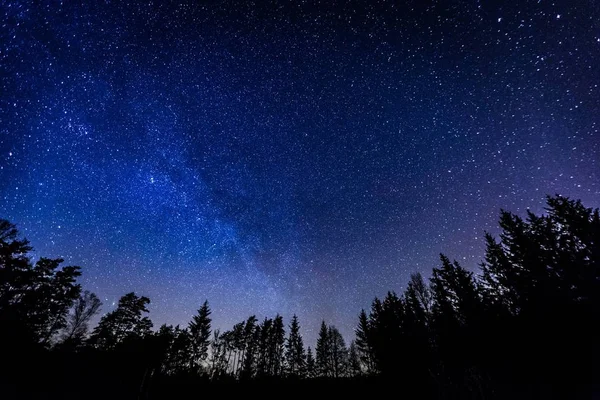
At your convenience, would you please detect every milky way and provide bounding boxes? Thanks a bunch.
[1,1,598,344]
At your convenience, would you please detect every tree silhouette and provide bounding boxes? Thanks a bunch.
[25,257,83,346]
[367,292,404,376]
[402,272,432,386]
[0,219,33,308]
[305,346,316,379]
[1,194,597,397]
[189,300,211,373]
[270,315,286,377]
[59,290,102,348]
[285,314,306,378]
[156,324,193,375]
[239,315,258,379]
[328,326,348,378]
[348,340,361,377]
[478,195,600,389]
[315,321,348,378]
[316,320,331,377]
[355,309,376,374]
[240,316,259,380]
[430,255,483,390]
[89,292,152,350]
[208,329,229,380]
[0,220,82,348]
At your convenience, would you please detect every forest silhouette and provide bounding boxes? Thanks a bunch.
[0,195,597,399]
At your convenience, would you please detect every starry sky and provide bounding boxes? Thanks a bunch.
[1,0,598,345]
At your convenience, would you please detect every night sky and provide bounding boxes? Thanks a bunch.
[1,1,598,345]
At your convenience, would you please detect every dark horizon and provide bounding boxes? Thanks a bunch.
[0,194,598,399]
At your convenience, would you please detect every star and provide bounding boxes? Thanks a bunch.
[0,0,597,347]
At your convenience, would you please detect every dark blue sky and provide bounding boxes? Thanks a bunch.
[1,0,598,345]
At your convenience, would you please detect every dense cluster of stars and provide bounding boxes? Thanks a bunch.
[1,1,598,344]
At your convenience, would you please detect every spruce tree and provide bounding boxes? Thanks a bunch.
[285,314,306,377]
[328,326,348,378]
[348,340,362,376]
[189,300,211,372]
[306,346,316,378]
[239,315,258,379]
[355,309,376,374]
[270,315,286,377]
[256,317,273,377]
[315,320,331,377]
[478,195,600,387]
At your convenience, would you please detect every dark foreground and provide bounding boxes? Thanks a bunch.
[1,350,596,400]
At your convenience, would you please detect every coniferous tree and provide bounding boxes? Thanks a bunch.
[270,315,286,377]
[430,255,483,385]
[189,300,211,373]
[348,340,361,377]
[368,292,404,375]
[26,257,83,346]
[239,316,261,380]
[239,315,258,379]
[328,326,348,378]
[89,292,153,350]
[405,272,432,319]
[0,221,83,348]
[0,219,33,309]
[316,320,332,377]
[285,314,306,378]
[227,321,245,377]
[306,346,316,378]
[208,329,228,380]
[355,309,376,374]
[478,195,600,387]
[256,317,272,377]
[220,330,236,377]
[403,273,432,384]
[0,195,596,396]
[157,324,193,375]
[155,324,175,372]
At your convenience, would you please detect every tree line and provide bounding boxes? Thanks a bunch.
[0,195,598,398]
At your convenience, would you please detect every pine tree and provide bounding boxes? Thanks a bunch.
[0,221,82,348]
[158,324,192,374]
[270,315,286,377]
[328,326,348,378]
[189,300,211,373]
[228,321,245,377]
[478,195,600,387]
[208,329,228,380]
[0,220,33,309]
[256,317,273,377]
[285,314,306,378]
[89,292,152,350]
[316,320,331,377]
[367,292,404,375]
[405,272,431,318]
[430,255,482,353]
[26,258,82,346]
[306,346,316,378]
[430,255,482,375]
[355,309,376,374]
[348,340,362,376]
[403,273,433,384]
[240,320,260,380]
[239,315,258,379]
